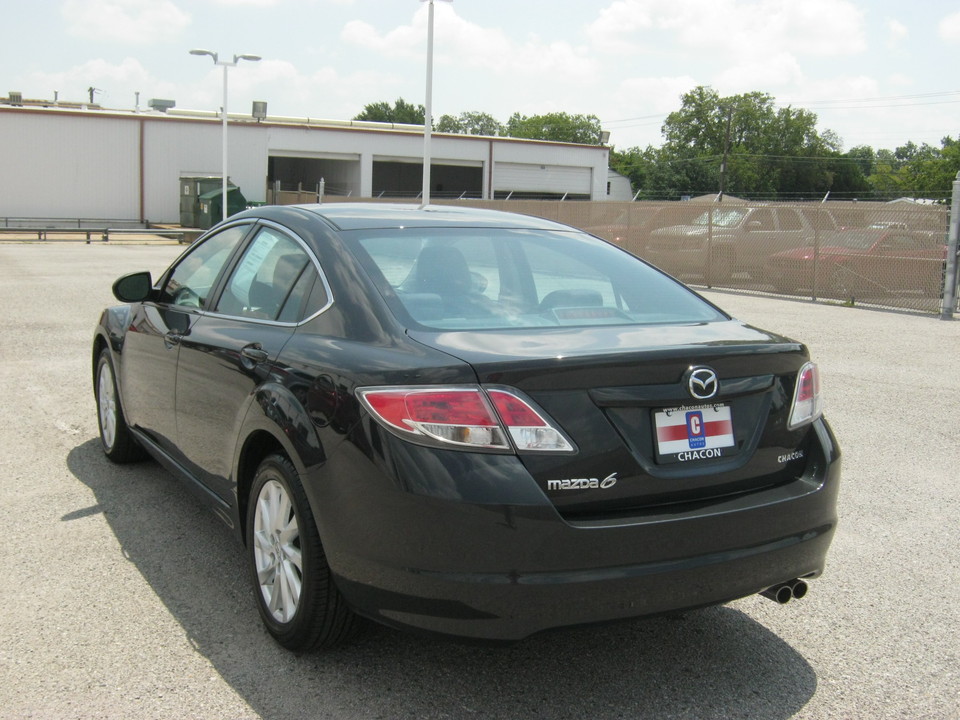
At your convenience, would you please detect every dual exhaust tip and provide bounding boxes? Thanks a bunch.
[760,578,808,604]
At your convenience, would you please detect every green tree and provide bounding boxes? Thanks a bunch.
[505,112,604,144]
[436,111,504,136]
[898,137,960,200]
[353,98,425,124]
[656,86,846,199]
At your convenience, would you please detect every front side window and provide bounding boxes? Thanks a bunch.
[347,228,726,331]
[750,209,775,231]
[161,224,250,308]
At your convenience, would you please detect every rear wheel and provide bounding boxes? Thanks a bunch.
[247,454,356,651]
[95,348,144,463]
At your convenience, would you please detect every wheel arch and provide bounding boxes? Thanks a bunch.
[235,430,287,544]
[92,305,132,392]
[92,332,109,390]
[234,382,328,544]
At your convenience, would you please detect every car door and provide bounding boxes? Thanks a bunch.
[735,208,778,276]
[174,223,321,502]
[120,223,251,455]
[870,233,944,294]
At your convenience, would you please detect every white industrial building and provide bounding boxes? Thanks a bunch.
[0,101,612,225]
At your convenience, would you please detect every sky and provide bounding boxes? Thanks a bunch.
[5,0,960,153]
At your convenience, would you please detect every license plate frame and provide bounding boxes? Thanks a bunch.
[653,403,736,464]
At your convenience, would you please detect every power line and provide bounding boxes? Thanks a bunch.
[782,90,960,107]
[600,90,960,132]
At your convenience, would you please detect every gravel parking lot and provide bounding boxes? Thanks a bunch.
[1,241,957,720]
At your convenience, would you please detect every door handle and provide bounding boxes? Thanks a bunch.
[241,344,270,366]
[163,332,182,349]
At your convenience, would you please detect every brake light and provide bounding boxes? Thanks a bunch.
[357,386,574,453]
[787,362,823,430]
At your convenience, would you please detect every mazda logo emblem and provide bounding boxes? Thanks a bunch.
[687,367,719,400]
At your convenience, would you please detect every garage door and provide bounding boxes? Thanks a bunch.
[493,163,592,195]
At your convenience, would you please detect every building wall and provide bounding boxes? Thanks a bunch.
[0,111,139,219]
[143,120,269,222]
[0,107,610,224]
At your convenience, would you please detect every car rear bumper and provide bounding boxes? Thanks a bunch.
[309,418,840,642]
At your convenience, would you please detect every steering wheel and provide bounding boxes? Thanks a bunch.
[173,286,201,308]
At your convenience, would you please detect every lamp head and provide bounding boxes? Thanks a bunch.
[189,48,218,62]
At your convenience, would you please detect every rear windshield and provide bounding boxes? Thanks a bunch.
[344,227,726,330]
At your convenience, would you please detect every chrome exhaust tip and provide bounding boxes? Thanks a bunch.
[761,583,794,604]
[761,578,809,604]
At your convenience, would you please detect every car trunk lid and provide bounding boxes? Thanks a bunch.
[409,320,815,517]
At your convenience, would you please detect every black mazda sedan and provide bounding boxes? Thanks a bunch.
[93,203,840,650]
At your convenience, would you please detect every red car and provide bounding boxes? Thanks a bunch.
[764,228,947,298]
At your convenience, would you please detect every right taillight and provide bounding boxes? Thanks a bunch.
[356,385,574,453]
[787,362,823,430]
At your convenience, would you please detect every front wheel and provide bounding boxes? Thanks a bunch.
[247,454,356,651]
[95,348,144,463]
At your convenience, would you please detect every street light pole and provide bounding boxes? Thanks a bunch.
[420,0,450,209]
[190,49,261,223]
[421,0,436,209]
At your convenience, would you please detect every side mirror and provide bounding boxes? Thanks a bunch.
[112,271,154,303]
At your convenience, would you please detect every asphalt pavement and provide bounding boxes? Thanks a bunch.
[1,241,957,719]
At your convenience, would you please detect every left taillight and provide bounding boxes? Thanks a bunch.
[356,385,574,453]
[787,362,823,430]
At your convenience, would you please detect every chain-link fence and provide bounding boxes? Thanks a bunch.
[577,199,951,314]
[268,194,956,314]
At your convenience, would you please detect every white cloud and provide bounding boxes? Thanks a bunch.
[887,72,912,88]
[26,57,155,106]
[208,0,284,5]
[585,0,655,54]
[341,19,421,58]
[715,52,804,92]
[342,4,598,80]
[586,0,865,59]
[617,75,699,113]
[61,0,190,44]
[886,18,908,49]
[939,11,960,42]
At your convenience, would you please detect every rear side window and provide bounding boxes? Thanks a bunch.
[216,227,315,322]
[778,210,804,231]
[346,228,726,330]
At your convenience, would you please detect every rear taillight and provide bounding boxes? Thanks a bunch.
[487,388,574,452]
[356,385,574,453]
[787,362,823,430]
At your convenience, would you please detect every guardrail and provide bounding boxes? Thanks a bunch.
[0,227,197,243]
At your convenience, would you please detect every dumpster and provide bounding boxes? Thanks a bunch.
[180,176,224,228]
[197,186,247,229]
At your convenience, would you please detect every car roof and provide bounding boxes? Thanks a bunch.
[286,202,573,232]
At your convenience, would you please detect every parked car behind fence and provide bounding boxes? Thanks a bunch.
[765,228,948,301]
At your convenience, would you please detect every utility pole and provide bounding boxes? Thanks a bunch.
[941,171,960,320]
[718,106,733,203]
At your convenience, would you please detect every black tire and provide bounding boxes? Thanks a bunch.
[95,348,145,463]
[247,454,356,651]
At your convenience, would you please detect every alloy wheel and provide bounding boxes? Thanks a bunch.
[97,361,118,451]
[253,479,303,623]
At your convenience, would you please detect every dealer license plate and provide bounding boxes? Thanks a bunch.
[654,404,735,464]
